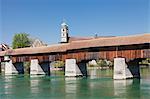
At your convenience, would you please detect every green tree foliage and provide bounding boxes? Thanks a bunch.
[24,62,30,74]
[53,61,65,68]
[97,59,113,67]
[139,58,150,66]
[97,59,107,67]
[12,33,31,49]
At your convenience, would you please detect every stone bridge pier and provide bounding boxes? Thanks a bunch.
[65,59,87,77]
[113,58,140,79]
[2,56,50,75]
[30,59,50,75]
[4,56,24,75]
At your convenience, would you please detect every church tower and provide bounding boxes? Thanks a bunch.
[61,22,69,43]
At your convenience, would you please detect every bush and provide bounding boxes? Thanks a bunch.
[53,61,65,68]
[97,59,107,67]
[24,62,30,74]
[97,59,113,67]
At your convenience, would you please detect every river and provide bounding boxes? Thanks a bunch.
[0,67,150,99]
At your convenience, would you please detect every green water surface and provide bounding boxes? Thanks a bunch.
[0,68,150,99]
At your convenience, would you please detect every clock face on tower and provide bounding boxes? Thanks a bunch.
[61,28,66,32]
[61,32,66,37]
[61,37,67,42]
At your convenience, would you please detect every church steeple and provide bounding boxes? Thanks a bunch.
[61,21,69,43]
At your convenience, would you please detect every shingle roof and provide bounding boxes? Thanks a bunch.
[0,43,68,56]
[0,33,149,56]
[68,36,114,42]
[68,33,150,50]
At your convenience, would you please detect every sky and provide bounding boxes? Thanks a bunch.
[0,0,149,45]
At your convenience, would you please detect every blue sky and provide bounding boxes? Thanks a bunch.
[0,0,149,45]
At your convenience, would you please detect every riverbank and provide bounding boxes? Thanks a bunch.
[87,66,110,70]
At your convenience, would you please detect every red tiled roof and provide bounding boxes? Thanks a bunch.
[0,33,149,56]
[68,36,114,42]
[0,43,68,56]
[68,33,150,50]
[68,37,95,42]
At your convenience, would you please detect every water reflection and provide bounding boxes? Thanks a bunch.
[88,69,97,79]
[30,75,48,98]
[114,79,133,95]
[141,67,150,79]
[88,69,113,79]
[2,75,31,99]
[114,79,140,98]
[30,75,42,94]
[3,76,13,96]
[65,77,77,99]
[0,68,150,99]
[65,77,91,99]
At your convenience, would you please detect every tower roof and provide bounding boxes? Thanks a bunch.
[61,22,68,27]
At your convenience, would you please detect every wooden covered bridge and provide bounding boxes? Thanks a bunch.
[0,33,149,78]
[0,33,149,63]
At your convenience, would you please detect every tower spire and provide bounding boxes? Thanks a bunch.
[60,20,69,43]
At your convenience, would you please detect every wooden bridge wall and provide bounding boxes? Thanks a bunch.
[11,49,149,63]
[62,49,144,62]
[0,44,149,63]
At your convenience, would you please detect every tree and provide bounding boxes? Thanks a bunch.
[12,33,31,49]
[53,61,65,68]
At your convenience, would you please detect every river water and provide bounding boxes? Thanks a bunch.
[0,68,150,99]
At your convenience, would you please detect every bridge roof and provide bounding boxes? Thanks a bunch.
[68,33,150,50]
[0,33,150,56]
[0,43,68,56]
[68,36,115,42]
